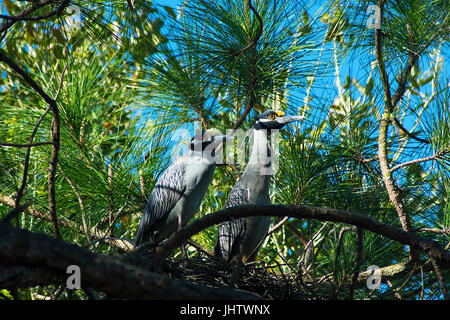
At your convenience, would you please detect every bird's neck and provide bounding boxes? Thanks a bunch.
[246,128,274,176]
[183,149,216,166]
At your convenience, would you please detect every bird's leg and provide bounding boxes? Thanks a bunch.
[178,212,189,260]
[229,250,246,287]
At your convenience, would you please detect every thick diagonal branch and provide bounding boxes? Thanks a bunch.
[154,204,450,265]
[0,222,260,299]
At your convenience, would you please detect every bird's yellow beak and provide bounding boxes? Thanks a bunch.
[275,110,285,117]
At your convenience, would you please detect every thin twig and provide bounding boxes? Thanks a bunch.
[138,169,146,200]
[54,62,68,101]
[267,216,289,235]
[47,72,65,240]
[286,223,308,247]
[392,118,430,144]
[10,105,52,224]
[0,0,68,34]
[229,0,263,58]
[186,239,214,258]
[231,0,263,131]
[391,11,450,110]
[299,222,329,275]
[391,150,449,172]
[267,217,308,247]
[107,163,114,226]
[388,12,449,145]
[347,228,363,300]
[58,162,90,240]
[334,227,356,269]
[333,226,356,297]
[417,228,450,235]
[84,236,133,250]
[0,50,62,239]
[0,50,56,112]
[1,202,31,224]
[0,141,53,148]
[428,252,449,300]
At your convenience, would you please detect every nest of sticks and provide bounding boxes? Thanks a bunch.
[161,255,333,300]
[126,240,337,299]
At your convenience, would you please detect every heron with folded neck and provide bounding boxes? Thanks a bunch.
[134,130,232,253]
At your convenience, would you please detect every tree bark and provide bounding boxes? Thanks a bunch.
[373,0,416,260]
[155,204,450,265]
[0,222,260,300]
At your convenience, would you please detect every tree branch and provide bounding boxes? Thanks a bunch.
[388,13,449,145]
[0,49,64,240]
[347,228,363,300]
[48,102,62,240]
[391,11,450,109]
[0,222,260,299]
[229,0,263,59]
[194,104,209,129]
[232,0,263,131]
[417,228,450,235]
[267,216,290,235]
[154,204,450,266]
[333,226,356,297]
[374,0,416,260]
[390,150,449,172]
[7,105,52,223]
[0,194,133,252]
[58,162,90,240]
[429,253,449,300]
[286,223,308,247]
[392,117,430,144]
[0,0,68,39]
[0,141,54,148]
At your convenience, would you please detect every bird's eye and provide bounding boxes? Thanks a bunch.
[268,114,276,120]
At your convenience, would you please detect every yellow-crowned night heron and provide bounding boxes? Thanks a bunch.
[214,110,304,263]
[134,130,231,249]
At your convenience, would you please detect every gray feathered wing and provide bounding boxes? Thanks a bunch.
[214,185,248,261]
[134,163,186,247]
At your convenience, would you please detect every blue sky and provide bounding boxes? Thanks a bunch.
[144,0,449,177]
[152,0,181,14]
[2,0,448,135]
[154,0,180,7]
